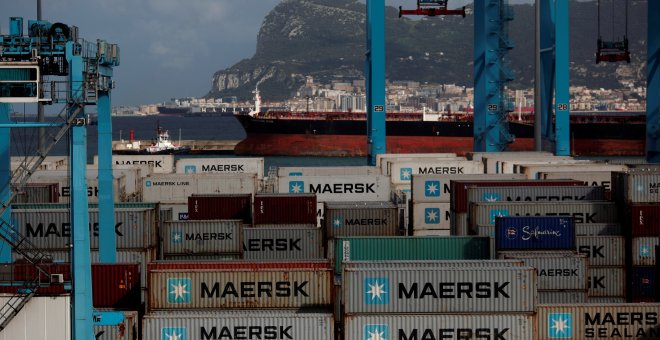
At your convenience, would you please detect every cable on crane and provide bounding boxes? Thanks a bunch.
[399,0,466,18]
[596,0,631,63]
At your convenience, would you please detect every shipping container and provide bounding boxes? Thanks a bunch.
[343,267,536,313]
[588,267,626,297]
[344,314,533,340]
[12,183,59,203]
[277,175,391,202]
[452,212,469,235]
[91,264,141,309]
[632,237,658,266]
[494,216,575,251]
[576,236,626,266]
[142,310,334,340]
[411,229,451,236]
[334,236,490,274]
[277,165,379,177]
[162,254,241,261]
[486,156,575,174]
[538,291,588,304]
[0,295,70,340]
[160,203,188,221]
[377,153,459,175]
[161,220,243,255]
[94,310,138,340]
[147,261,332,310]
[187,194,251,222]
[324,201,398,238]
[575,223,622,236]
[627,204,660,237]
[95,154,174,173]
[253,194,316,225]
[467,151,556,173]
[540,170,613,192]
[472,201,617,229]
[175,157,264,178]
[518,163,627,180]
[243,227,324,260]
[316,202,324,227]
[388,160,484,185]
[142,173,257,203]
[26,170,126,203]
[12,206,158,249]
[342,259,525,271]
[498,252,587,290]
[613,171,660,203]
[411,202,451,230]
[411,173,526,203]
[586,296,627,303]
[630,266,657,300]
[536,304,660,339]
[452,179,584,214]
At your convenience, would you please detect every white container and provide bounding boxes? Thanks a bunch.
[411,173,526,203]
[95,155,174,173]
[27,169,126,203]
[376,153,458,172]
[519,163,628,180]
[389,160,484,184]
[540,171,614,191]
[176,157,264,178]
[277,175,391,202]
[142,173,257,203]
[277,165,379,177]
[478,153,569,174]
[0,295,70,340]
[411,202,451,230]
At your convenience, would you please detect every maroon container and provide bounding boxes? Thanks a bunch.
[188,194,252,222]
[628,204,660,237]
[253,194,317,225]
[451,180,585,213]
[92,263,141,309]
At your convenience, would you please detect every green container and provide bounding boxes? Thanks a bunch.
[334,236,490,274]
[12,202,159,210]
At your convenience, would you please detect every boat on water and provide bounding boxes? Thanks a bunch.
[113,125,191,155]
[234,89,645,157]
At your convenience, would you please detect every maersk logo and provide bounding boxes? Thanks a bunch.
[184,165,196,174]
[548,313,572,338]
[483,192,501,202]
[162,327,186,340]
[146,180,152,187]
[364,324,389,340]
[167,278,191,304]
[640,245,651,257]
[289,181,304,193]
[489,209,509,224]
[425,207,441,224]
[400,168,412,181]
[171,231,183,244]
[364,277,389,305]
[424,180,440,197]
[333,217,344,229]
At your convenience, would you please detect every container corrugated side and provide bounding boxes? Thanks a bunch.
[334,236,490,273]
[586,297,627,303]
[494,216,576,251]
[617,172,660,203]
[538,291,588,304]
[148,264,332,309]
[575,223,622,236]
[411,174,526,203]
[628,204,660,237]
[188,194,251,222]
[631,237,658,266]
[324,201,398,238]
[161,220,243,255]
[12,207,157,249]
[589,267,626,297]
[142,310,334,340]
[253,194,316,225]
[412,229,451,236]
[343,267,536,314]
[540,170,613,191]
[175,157,264,178]
[344,314,533,340]
[536,304,660,339]
[277,175,391,202]
[98,154,174,173]
[576,236,625,266]
[389,160,484,185]
[342,260,524,272]
[142,173,256,203]
[472,201,617,229]
[465,185,606,213]
[0,295,70,340]
[243,227,324,260]
[278,165,380,177]
[498,252,587,290]
[520,163,628,180]
[411,202,451,230]
[630,266,657,300]
[91,264,141,309]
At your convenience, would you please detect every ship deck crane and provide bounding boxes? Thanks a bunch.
[399,0,466,17]
[596,0,631,63]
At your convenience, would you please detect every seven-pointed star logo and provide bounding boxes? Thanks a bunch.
[489,209,509,224]
[171,231,183,244]
[167,278,191,304]
[424,180,440,197]
[333,217,344,228]
[364,324,389,340]
[364,277,389,304]
[548,313,572,338]
[162,327,186,340]
[640,245,651,256]
[400,168,412,181]
[289,181,304,193]
[425,207,441,224]
[483,192,501,202]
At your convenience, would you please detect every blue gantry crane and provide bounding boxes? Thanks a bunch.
[0,16,120,338]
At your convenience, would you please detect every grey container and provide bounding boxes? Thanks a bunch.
[575,223,622,236]
[148,267,332,310]
[497,252,587,290]
[344,314,533,340]
[536,304,660,340]
[161,220,243,255]
[576,236,625,266]
[586,296,627,303]
[94,310,138,340]
[470,201,618,228]
[465,185,606,210]
[538,290,588,304]
[162,254,241,261]
[324,201,398,238]
[411,173,526,203]
[142,310,334,340]
[613,172,660,203]
[632,237,658,266]
[343,267,536,314]
[13,207,158,249]
[343,259,525,270]
[243,227,324,260]
[588,266,626,297]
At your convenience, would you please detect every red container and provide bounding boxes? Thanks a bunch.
[451,180,585,213]
[253,194,317,225]
[188,194,252,222]
[628,204,660,237]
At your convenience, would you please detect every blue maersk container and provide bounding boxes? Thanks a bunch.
[495,216,575,251]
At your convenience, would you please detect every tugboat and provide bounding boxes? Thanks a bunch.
[113,125,191,155]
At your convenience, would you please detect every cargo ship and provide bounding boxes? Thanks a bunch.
[234,90,645,157]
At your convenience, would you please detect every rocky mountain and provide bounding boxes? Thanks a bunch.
[207,0,647,101]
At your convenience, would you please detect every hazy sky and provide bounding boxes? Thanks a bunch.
[0,0,531,106]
